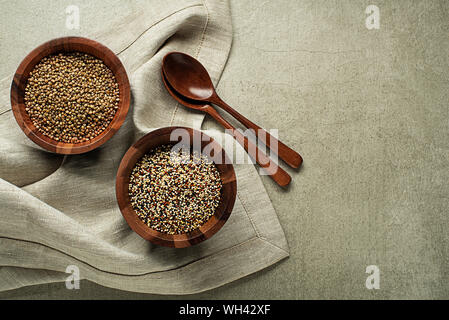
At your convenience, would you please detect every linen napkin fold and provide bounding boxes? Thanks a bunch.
[0,0,289,294]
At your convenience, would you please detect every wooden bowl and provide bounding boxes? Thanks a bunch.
[10,37,130,154]
[116,127,237,248]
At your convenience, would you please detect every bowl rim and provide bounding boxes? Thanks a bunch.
[10,36,131,154]
[115,126,237,248]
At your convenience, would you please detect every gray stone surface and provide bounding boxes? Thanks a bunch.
[0,0,448,299]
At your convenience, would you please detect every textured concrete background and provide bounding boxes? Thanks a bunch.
[0,0,448,299]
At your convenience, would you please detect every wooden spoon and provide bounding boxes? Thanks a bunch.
[162,71,291,187]
[162,52,303,169]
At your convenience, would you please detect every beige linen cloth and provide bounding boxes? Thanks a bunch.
[0,0,289,294]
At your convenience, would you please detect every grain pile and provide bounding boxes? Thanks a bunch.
[24,52,120,143]
[129,145,223,235]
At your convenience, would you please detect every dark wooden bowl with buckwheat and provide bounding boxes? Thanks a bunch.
[10,36,130,154]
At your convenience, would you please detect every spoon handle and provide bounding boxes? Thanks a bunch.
[210,95,303,169]
[206,106,291,187]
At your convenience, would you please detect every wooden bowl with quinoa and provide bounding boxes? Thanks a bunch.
[116,127,237,248]
[10,37,130,154]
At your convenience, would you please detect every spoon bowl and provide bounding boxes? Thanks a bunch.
[161,70,210,112]
[162,52,215,101]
